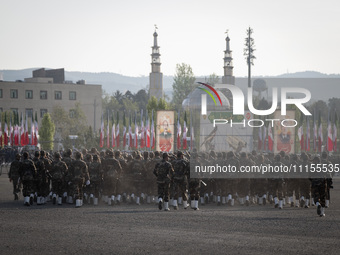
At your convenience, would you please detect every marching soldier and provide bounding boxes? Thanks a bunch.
[188,152,201,210]
[19,152,37,206]
[40,150,52,203]
[8,153,22,201]
[102,150,122,205]
[310,156,327,217]
[63,149,74,204]
[321,151,333,208]
[50,152,68,205]
[153,152,174,211]
[32,151,46,205]
[69,152,90,208]
[88,154,103,205]
[171,151,189,209]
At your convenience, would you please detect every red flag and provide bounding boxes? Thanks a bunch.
[134,115,138,148]
[140,110,144,148]
[4,113,8,146]
[268,124,273,152]
[327,116,333,152]
[34,114,38,146]
[123,112,127,148]
[177,113,181,149]
[183,112,187,149]
[333,113,338,152]
[111,113,116,148]
[318,114,323,152]
[30,116,35,145]
[146,113,150,148]
[25,114,29,146]
[298,125,304,151]
[306,118,310,151]
[20,113,25,146]
[151,111,155,149]
[116,112,120,148]
[99,115,104,148]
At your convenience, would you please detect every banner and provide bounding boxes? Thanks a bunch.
[156,111,174,152]
[199,111,253,153]
[274,110,295,154]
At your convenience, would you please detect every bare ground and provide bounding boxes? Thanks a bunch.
[0,172,339,255]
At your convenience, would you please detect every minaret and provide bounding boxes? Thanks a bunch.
[149,26,163,99]
[222,33,235,85]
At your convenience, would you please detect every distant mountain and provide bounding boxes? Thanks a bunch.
[1,68,339,96]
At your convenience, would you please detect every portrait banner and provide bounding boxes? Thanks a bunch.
[274,110,295,154]
[156,111,174,152]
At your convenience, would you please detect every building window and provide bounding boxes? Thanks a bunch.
[25,90,33,99]
[40,91,47,100]
[69,91,76,100]
[69,109,75,118]
[26,108,33,118]
[10,89,18,99]
[0,89,2,98]
[40,109,48,118]
[55,91,62,100]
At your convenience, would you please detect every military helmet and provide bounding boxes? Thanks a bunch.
[75,151,82,159]
[54,152,61,159]
[162,152,168,159]
[275,154,281,161]
[227,151,234,158]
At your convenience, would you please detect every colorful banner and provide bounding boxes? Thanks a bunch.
[156,111,174,152]
[274,110,295,154]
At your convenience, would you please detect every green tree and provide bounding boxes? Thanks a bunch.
[207,73,220,85]
[172,63,196,106]
[39,113,55,151]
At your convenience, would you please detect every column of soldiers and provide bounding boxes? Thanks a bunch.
[8,148,336,217]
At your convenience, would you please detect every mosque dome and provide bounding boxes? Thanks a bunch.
[182,84,230,111]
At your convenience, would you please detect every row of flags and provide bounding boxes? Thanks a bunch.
[99,110,156,149]
[298,110,338,153]
[0,112,39,147]
[99,110,195,151]
[258,110,338,153]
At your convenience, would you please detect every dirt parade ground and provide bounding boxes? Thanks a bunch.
[0,171,340,255]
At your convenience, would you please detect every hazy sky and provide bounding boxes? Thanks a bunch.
[1,0,339,77]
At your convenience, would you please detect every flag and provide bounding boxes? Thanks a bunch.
[25,113,29,146]
[151,110,155,149]
[183,112,188,149]
[116,111,120,148]
[190,111,195,151]
[263,124,267,151]
[318,112,323,152]
[177,111,181,149]
[327,110,333,152]
[298,114,304,151]
[268,123,273,152]
[99,114,104,148]
[134,112,138,148]
[140,110,144,148]
[146,111,150,148]
[106,111,110,148]
[20,112,25,146]
[4,113,8,146]
[34,112,38,146]
[258,125,262,151]
[0,120,2,147]
[9,116,13,146]
[123,112,127,148]
[30,115,35,145]
[313,109,317,151]
[111,111,116,148]
[333,111,338,152]
[306,116,310,151]
[129,114,133,148]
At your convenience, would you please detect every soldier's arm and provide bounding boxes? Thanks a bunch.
[153,163,159,177]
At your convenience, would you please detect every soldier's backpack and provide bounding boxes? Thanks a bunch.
[156,162,170,183]
[89,162,100,181]
[52,161,65,180]
[21,160,35,181]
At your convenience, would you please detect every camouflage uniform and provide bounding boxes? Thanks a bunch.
[171,151,189,209]
[8,154,22,200]
[62,150,74,203]
[19,152,37,206]
[188,153,201,210]
[32,151,46,205]
[153,153,174,210]
[40,151,52,201]
[102,150,122,205]
[225,152,240,206]
[238,152,253,206]
[69,152,90,207]
[88,154,103,205]
[268,154,285,209]
[50,153,68,205]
